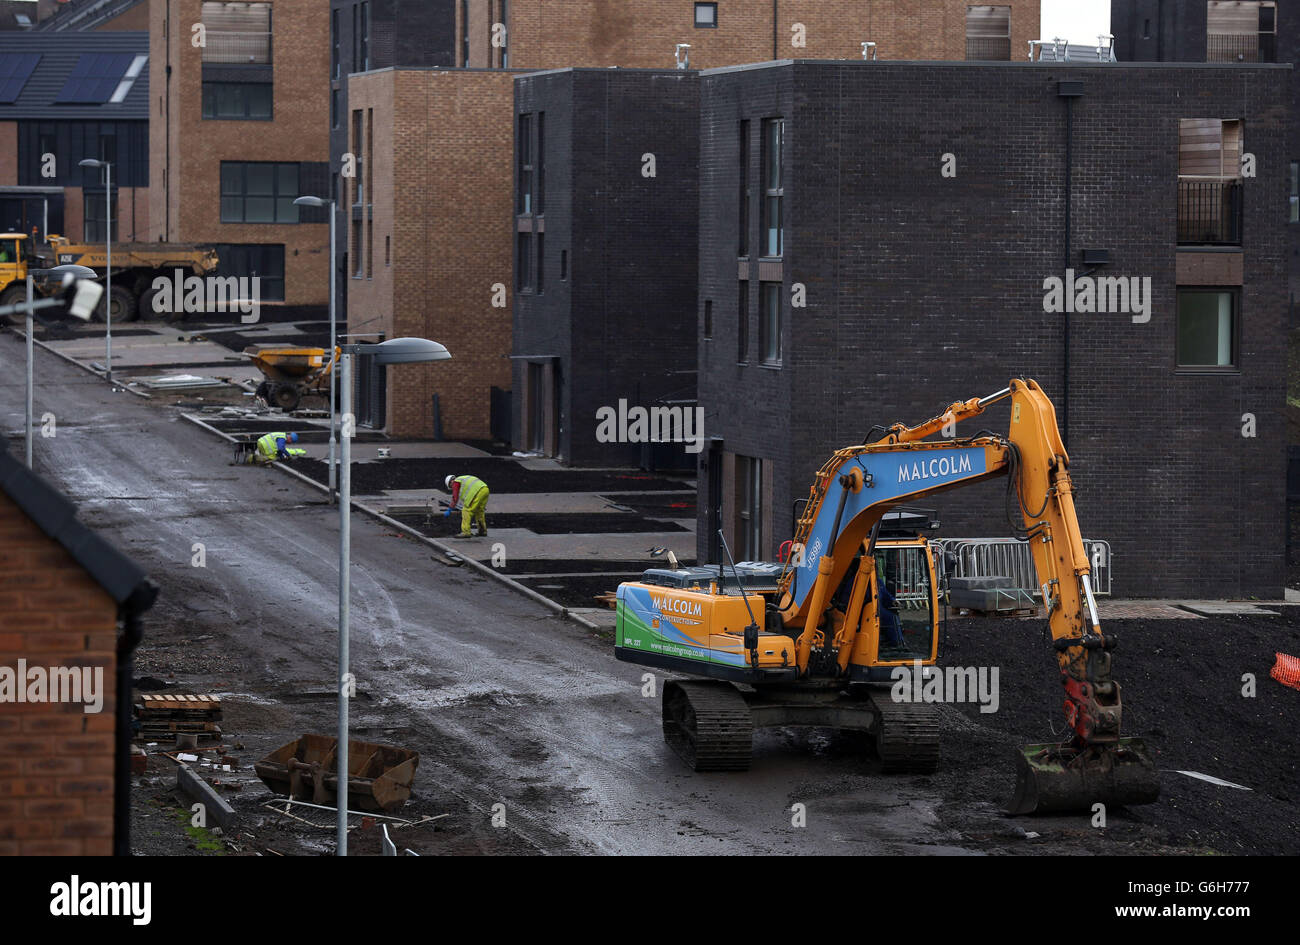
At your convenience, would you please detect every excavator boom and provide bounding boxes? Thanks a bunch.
[776,378,1159,813]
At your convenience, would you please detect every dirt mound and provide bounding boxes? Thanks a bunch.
[936,609,1300,854]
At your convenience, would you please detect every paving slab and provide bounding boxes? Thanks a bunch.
[1169,600,1281,617]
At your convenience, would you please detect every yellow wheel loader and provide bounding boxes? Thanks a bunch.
[614,378,1160,815]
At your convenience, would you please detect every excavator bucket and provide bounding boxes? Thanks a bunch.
[1009,738,1160,815]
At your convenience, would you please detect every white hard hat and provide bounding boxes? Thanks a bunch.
[445,475,455,489]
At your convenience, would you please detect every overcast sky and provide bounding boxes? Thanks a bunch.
[1040,0,1112,43]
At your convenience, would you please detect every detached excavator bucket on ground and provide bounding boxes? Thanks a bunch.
[1009,738,1160,815]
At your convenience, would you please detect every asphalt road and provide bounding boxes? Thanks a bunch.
[2,336,985,855]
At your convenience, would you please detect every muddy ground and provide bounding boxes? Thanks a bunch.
[295,456,689,495]
[936,610,1300,855]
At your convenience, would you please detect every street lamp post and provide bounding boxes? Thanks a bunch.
[77,159,113,385]
[0,266,103,467]
[294,195,339,502]
[335,337,450,855]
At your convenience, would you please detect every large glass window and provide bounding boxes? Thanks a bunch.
[1176,289,1237,369]
[213,243,285,301]
[83,188,116,243]
[517,114,532,214]
[739,119,750,257]
[220,162,299,223]
[202,82,272,120]
[735,455,763,560]
[761,118,784,257]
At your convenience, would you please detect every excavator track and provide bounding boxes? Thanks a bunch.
[662,681,753,772]
[872,695,941,774]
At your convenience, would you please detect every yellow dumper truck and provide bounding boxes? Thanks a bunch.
[0,232,219,325]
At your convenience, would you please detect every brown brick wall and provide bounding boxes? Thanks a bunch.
[0,492,118,857]
[149,0,330,307]
[506,0,1039,69]
[350,70,515,439]
[0,122,16,188]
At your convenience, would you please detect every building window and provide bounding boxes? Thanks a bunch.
[965,6,1012,60]
[202,82,272,120]
[83,189,116,243]
[461,0,470,66]
[501,0,510,67]
[1177,118,1243,245]
[331,8,340,78]
[351,110,364,206]
[359,1,370,70]
[1207,1,1277,62]
[1176,289,1237,370]
[213,243,285,301]
[1291,161,1298,223]
[759,282,781,364]
[703,299,713,338]
[738,280,749,362]
[331,88,338,129]
[366,218,373,279]
[695,3,717,28]
[560,249,568,280]
[352,219,363,276]
[517,114,532,214]
[385,235,390,266]
[735,455,763,560]
[761,118,784,258]
[220,162,299,223]
[739,119,750,257]
[200,1,272,64]
[536,112,545,215]
[536,232,545,293]
[517,232,531,291]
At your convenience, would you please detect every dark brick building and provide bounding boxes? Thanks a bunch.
[696,59,1287,598]
[358,1,1040,439]
[1112,0,1300,322]
[512,68,700,465]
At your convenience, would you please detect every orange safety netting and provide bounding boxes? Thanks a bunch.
[1271,652,1300,692]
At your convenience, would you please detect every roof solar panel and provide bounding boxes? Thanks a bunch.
[56,53,135,104]
[0,53,41,104]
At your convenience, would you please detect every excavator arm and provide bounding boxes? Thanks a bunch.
[777,378,1159,813]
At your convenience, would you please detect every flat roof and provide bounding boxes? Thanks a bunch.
[699,58,1293,76]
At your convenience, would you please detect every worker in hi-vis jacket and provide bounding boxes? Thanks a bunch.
[445,474,489,538]
[254,431,306,464]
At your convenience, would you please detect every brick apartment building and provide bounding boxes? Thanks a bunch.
[0,442,156,856]
[0,30,149,244]
[1111,0,1300,317]
[150,0,330,318]
[693,58,1287,598]
[512,68,700,465]
[349,1,1038,439]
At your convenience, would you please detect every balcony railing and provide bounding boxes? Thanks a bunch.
[1207,32,1276,62]
[965,36,1011,60]
[1178,178,1243,245]
[202,31,273,65]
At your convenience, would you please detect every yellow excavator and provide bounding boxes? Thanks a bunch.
[614,379,1159,814]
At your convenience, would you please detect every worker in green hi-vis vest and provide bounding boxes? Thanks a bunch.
[445,474,489,538]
